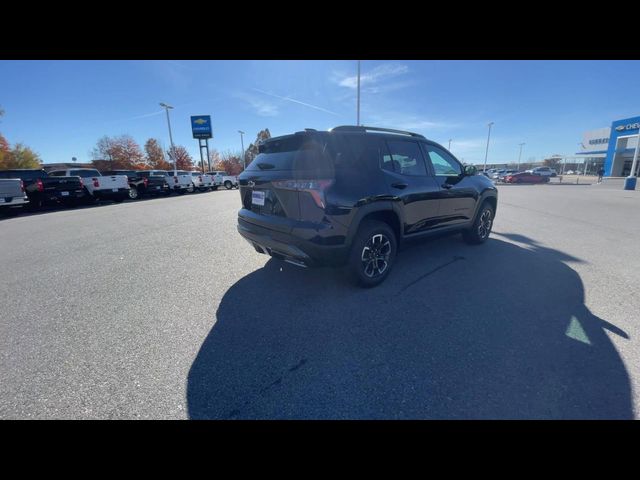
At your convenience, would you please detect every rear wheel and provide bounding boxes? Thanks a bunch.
[187,183,195,193]
[128,187,139,200]
[462,202,494,245]
[177,189,186,195]
[212,185,218,191]
[348,220,397,288]
[224,181,232,190]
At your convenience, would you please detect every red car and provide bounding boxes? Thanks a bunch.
[504,172,550,184]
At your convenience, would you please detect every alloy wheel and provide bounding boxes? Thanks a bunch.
[361,233,392,278]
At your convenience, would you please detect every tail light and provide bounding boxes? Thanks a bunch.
[36,178,44,192]
[20,180,25,192]
[143,177,148,187]
[198,176,202,182]
[92,178,100,188]
[273,179,334,209]
[79,178,84,188]
[174,176,179,184]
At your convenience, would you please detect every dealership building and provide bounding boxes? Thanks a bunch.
[577,115,640,177]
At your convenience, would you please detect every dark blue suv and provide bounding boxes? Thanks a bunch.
[237,126,498,287]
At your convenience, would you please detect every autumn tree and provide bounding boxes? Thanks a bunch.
[244,128,271,168]
[91,135,144,170]
[144,138,171,170]
[0,133,9,168]
[212,150,244,176]
[169,145,194,170]
[0,143,41,169]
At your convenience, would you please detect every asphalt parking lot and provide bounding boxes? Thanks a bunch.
[1,183,639,419]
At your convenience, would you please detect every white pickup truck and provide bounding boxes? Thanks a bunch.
[147,170,191,194]
[206,171,238,190]
[184,171,214,192]
[48,168,130,202]
[0,178,29,215]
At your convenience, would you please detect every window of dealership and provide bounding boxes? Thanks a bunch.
[577,116,640,177]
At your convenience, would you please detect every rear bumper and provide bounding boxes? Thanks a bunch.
[0,196,29,208]
[237,215,349,267]
[93,188,129,199]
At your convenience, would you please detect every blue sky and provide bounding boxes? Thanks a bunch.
[1,60,639,165]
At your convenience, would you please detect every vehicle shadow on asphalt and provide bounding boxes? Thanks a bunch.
[187,234,632,419]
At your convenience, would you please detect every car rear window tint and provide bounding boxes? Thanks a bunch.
[248,135,333,174]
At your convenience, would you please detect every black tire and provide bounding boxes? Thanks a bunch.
[128,187,139,200]
[187,183,195,193]
[462,202,494,245]
[212,185,218,191]
[27,198,43,211]
[113,196,125,203]
[224,181,232,190]
[177,189,186,195]
[347,220,397,288]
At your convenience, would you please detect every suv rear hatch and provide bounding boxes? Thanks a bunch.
[238,132,335,233]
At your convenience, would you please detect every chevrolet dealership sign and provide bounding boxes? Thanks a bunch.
[191,115,212,139]
[615,122,640,132]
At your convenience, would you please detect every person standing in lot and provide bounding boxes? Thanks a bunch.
[597,167,605,184]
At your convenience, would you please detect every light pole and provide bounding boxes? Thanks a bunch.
[517,143,525,171]
[238,130,246,170]
[483,122,494,172]
[159,102,176,174]
[356,60,361,126]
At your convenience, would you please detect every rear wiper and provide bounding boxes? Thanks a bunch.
[256,162,275,170]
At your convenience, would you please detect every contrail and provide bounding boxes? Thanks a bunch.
[253,88,340,116]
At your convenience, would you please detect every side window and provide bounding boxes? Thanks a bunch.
[425,145,463,177]
[385,140,427,176]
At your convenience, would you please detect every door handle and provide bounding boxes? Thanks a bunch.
[441,183,453,189]
[391,182,408,190]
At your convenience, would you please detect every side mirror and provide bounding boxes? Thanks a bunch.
[464,165,478,176]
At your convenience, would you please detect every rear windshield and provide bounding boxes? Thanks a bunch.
[248,134,333,174]
[71,169,101,178]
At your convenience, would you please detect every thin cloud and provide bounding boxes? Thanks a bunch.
[335,63,409,89]
[252,88,340,116]
[235,92,279,117]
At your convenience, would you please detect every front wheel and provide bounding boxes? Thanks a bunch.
[347,220,397,288]
[462,203,494,245]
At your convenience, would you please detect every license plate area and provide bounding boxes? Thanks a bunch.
[61,191,70,196]
[252,190,265,206]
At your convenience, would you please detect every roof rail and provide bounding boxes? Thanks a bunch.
[330,125,426,140]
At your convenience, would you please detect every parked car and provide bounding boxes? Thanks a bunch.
[0,178,29,215]
[102,170,168,199]
[237,125,498,287]
[207,171,238,190]
[0,169,86,209]
[504,172,550,184]
[182,171,213,192]
[48,168,130,203]
[153,170,191,194]
[526,166,554,177]
[497,169,517,181]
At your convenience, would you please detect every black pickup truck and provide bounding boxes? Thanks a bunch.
[102,170,169,200]
[0,169,86,210]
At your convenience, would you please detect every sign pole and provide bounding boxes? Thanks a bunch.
[205,139,211,172]
[198,139,205,174]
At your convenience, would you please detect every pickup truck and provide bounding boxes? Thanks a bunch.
[183,171,213,192]
[206,171,238,190]
[102,170,169,199]
[146,170,191,194]
[48,168,130,203]
[0,169,86,210]
[0,178,29,215]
